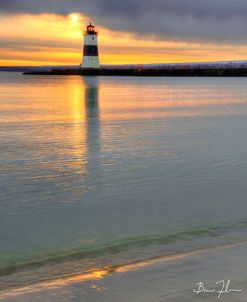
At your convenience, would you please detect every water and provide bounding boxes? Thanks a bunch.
[1,73,247,290]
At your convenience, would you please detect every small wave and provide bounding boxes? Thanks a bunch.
[1,240,247,299]
[1,219,247,278]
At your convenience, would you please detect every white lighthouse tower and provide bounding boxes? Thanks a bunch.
[81,22,100,69]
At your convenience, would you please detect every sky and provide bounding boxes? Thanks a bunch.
[1,0,247,66]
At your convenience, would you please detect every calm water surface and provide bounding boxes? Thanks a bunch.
[1,73,247,288]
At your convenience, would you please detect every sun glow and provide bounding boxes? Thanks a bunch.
[69,13,80,24]
[1,13,247,66]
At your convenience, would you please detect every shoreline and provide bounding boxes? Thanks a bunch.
[1,240,247,301]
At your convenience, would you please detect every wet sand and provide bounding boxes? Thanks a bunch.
[1,241,247,302]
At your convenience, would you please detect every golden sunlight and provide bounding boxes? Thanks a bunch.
[1,13,247,66]
[69,13,80,24]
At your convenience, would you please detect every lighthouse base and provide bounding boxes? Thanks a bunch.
[81,57,100,69]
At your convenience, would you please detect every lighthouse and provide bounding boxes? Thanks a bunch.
[81,22,100,69]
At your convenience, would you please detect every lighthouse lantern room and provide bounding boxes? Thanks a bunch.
[81,22,100,69]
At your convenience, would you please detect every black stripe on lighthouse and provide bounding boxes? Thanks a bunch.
[83,45,99,57]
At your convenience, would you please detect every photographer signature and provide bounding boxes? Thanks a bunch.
[193,280,242,298]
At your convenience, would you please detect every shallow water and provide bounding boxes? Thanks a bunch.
[1,73,247,289]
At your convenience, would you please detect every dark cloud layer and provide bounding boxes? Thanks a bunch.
[1,0,247,43]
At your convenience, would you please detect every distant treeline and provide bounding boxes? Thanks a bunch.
[0,66,35,72]
[0,66,78,72]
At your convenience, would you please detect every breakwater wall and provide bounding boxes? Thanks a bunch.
[23,61,247,77]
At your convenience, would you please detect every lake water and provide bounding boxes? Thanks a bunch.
[1,73,247,291]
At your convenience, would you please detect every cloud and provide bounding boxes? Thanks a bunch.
[1,0,247,44]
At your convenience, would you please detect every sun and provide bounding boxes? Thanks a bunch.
[69,13,80,24]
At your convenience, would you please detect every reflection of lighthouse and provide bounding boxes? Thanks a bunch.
[81,22,100,69]
[83,77,101,181]
[85,77,99,119]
